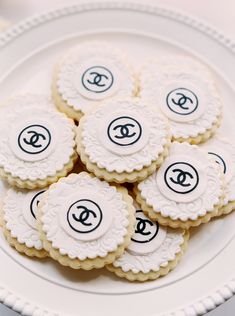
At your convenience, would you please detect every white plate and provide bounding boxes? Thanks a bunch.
[0,2,235,316]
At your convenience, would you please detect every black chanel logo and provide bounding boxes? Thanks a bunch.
[30,190,46,219]
[131,210,159,244]
[82,66,114,93]
[166,88,198,115]
[208,152,226,174]
[107,116,142,146]
[18,125,51,155]
[72,206,97,226]
[164,162,199,194]
[67,199,102,234]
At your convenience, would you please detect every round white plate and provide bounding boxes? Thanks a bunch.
[1,2,235,316]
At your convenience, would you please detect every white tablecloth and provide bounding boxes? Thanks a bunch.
[0,1,234,315]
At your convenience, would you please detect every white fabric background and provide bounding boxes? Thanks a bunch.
[0,0,234,315]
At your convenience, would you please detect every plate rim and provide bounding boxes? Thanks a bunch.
[1,2,235,316]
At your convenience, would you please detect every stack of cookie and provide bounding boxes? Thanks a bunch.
[0,41,234,282]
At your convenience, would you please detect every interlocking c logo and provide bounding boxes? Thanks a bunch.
[166,88,198,116]
[82,66,114,93]
[18,125,51,155]
[72,206,97,226]
[164,162,199,194]
[67,199,102,234]
[107,116,142,146]
[131,210,159,244]
[23,131,46,148]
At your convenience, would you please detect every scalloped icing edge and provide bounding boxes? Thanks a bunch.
[0,2,235,316]
[52,64,84,121]
[0,152,78,190]
[51,55,139,122]
[76,118,171,183]
[0,192,48,258]
[134,174,227,229]
[1,217,48,258]
[217,199,235,217]
[37,174,136,269]
[106,230,189,282]
[173,113,222,145]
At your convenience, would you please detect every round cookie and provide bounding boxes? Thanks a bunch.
[0,103,77,189]
[76,98,171,183]
[139,56,222,144]
[135,142,226,229]
[200,136,235,216]
[37,172,135,269]
[107,201,189,282]
[52,41,137,121]
[2,188,48,258]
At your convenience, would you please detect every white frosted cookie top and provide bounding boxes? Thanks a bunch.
[140,56,222,139]
[1,94,55,109]
[80,98,170,173]
[40,172,130,260]
[138,142,224,221]
[0,104,76,181]
[200,136,235,203]
[112,203,184,274]
[56,41,136,114]
[3,188,46,250]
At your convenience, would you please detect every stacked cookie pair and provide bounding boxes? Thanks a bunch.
[0,41,234,282]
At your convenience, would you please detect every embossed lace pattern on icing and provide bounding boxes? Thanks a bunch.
[138,142,223,221]
[0,105,75,181]
[81,98,170,173]
[3,188,44,250]
[201,135,235,203]
[41,173,130,260]
[140,56,222,138]
[113,227,184,273]
[57,42,136,113]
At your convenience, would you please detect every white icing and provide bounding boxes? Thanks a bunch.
[156,155,207,203]
[159,83,206,123]
[140,56,222,138]
[113,201,184,274]
[81,98,170,173]
[127,207,167,255]
[138,142,224,221]
[73,59,120,100]
[0,104,76,181]
[40,173,130,260]
[99,111,149,156]
[57,41,136,114]
[9,119,57,162]
[200,136,235,202]
[3,188,46,250]
[59,192,113,241]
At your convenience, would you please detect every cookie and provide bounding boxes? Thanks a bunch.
[37,172,135,269]
[52,41,137,121]
[76,98,171,183]
[201,136,235,216]
[139,56,222,144]
[2,188,48,258]
[135,142,226,229]
[0,181,8,227]
[107,200,189,282]
[0,103,77,189]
